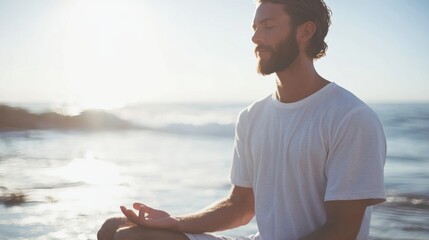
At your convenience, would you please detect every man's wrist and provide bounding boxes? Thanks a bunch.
[174,216,186,232]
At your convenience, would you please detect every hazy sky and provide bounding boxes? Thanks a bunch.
[0,0,428,109]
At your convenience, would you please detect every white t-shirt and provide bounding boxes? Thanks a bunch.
[230,83,386,240]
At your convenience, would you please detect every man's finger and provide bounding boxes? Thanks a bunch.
[120,206,133,222]
[120,206,139,225]
[133,202,145,210]
[127,209,140,224]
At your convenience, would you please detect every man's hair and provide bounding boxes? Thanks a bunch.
[258,0,332,59]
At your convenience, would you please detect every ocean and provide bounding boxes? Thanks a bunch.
[0,102,428,240]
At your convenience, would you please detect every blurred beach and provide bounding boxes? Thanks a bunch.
[0,102,428,240]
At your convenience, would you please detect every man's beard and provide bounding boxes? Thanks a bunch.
[255,32,299,76]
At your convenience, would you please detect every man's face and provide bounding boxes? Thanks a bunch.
[252,3,299,75]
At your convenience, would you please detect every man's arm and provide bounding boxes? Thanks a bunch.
[299,199,381,240]
[121,185,254,234]
[177,185,255,233]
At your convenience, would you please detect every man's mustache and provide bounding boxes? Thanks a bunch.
[254,45,272,54]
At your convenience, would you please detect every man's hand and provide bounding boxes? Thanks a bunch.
[119,186,254,234]
[120,203,181,231]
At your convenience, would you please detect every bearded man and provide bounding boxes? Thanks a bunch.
[98,0,386,239]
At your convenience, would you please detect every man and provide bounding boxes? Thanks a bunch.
[98,0,386,239]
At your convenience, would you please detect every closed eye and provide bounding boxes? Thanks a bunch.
[252,18,277,31]
[252,25,276,32]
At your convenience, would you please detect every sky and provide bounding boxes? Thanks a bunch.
[0,0,428,109]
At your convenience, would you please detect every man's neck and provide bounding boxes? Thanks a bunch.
[275,56,330,103]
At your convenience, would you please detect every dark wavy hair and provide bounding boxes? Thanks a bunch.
[258,0,332,59]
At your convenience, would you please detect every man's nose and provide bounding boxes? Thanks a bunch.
[252,29,264,45]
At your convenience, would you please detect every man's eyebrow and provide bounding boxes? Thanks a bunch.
[252,18,276,30]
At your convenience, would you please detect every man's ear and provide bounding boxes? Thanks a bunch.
[297,21,316,44]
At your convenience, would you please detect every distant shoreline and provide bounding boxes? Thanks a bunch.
[0,104,140,131]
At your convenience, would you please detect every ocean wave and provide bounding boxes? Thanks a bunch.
[388,154,427,163]
[22,182,86,190]
[373,192,429,238]
[376,104,429,141]
[383,193,429,210]
[157,122,235,137]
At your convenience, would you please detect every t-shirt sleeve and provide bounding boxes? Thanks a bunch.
[325,106,386,203]
[230,110,253,188]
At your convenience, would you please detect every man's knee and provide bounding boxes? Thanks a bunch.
[98,217,128,240]
[113,227,150,240]
[113,228,131,240]
[113,227,190,240]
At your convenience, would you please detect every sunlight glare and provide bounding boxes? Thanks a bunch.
[55,151,121,185]
[62,0,165,109]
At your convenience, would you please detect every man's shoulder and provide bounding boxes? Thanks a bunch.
[321,83,381,128]
[239,93,273,116]
[323,83,373,114]
[326,83,364,106]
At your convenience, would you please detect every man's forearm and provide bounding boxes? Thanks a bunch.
[175,189,254,234]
